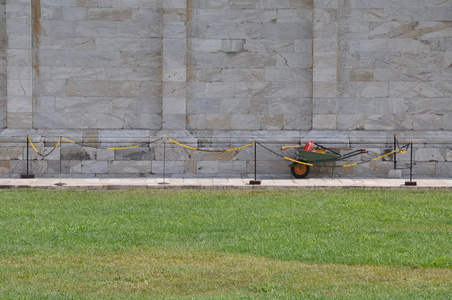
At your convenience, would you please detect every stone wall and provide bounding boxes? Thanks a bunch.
[184,0,313,131]
[31,0,163,129]
[0,0,6,128]
[313,0,452,131]
[0,0,451,178]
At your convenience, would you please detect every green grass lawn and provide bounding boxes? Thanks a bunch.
[0,189,451,299]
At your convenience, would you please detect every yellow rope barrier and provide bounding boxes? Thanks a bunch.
[28,136,64,158]
[25,135,411,171]
[54,137,63,149]
[342,142,411,168]
[106,145,140,150]
[342,162,358,167]
[62,137,145,150]
[28,136,150,157]
[225,142,255,152]
[168,138,198,150]
[370,148,402,162]
[28,136,40,154]
[284,156,314,166]
[168,138,254,152]
[62,137,76,144]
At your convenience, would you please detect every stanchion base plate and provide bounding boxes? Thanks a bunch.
[21,174,35,179]
[249,180,261,185]
[405,181,417,186]
[158,182,170,185]
[54,182,66,186]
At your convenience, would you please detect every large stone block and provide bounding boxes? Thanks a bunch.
[7,112,33,129]
[389,82,444,98]
[231,114,260,130]
[205,114,231,130]
[197,161,219,174]
[364,115,394,130]
[220,98,250,114]
[87,8,132,21]
[313,114,337,130]
[152,160,184,174]
[6,96,32,113]
[10,160,27,175]
[337,114,364,130]
[81,161,108,174]
[96,37,161,52]
[115,147,151,161]
[162,113,186,130]
[0,161,10,174]
[313,82,336,98]
[61,147,96,161]
[227,53,277,69]
[188,98,221,114]
[415,148,445,162]
[223,69,265,82]
[446,149,452,161]
[108,161,152,174]
[76,20,118,38]
[66,80,123,97]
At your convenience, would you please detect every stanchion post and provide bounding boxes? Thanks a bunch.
[55,137,66,186]
[27,135,29,175]
[159,138,169,185]
[249,141,261,185]
[405,142,417,186]
[21,135,35,178]
[393,135,397,170]
[388,134,402,179]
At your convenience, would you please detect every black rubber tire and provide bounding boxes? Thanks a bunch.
[290,164,310,179]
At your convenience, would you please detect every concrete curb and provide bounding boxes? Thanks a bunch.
[0,177,451,190]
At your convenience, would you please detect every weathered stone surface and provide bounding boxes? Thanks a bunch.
[313,114,337,130]
[10,160,27,174]
[62,147,96,161]
[415,148,445,162]
[446,149,452,162]
[115,147,151,161]
[152,161,184,174]
[108,161,152,174]
[87,8,132,21]
[0,160,10,174]
[436,162,452,176]
[7,112,32,129]
[197,161,219,174]
[31,160,48,174]
[0,0,451,178]
[205,114,231,130]
[81,161,108,174]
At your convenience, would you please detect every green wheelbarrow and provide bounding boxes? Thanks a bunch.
[281,141,367,178]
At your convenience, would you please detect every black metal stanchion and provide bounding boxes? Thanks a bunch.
[393,135,397,170]
[249,141,261,185]
[159,138,169,185]
[389,134,402,179]
[21,135,35,178]
[405,142,417,186]
[55,137,66,186]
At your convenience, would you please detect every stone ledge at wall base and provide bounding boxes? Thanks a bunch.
[0,129,451,178]
[388,169,402,179]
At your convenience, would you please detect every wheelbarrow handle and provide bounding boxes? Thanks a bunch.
[313,143,341,156]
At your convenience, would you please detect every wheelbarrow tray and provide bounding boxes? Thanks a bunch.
[298,149,341,164]
[289,145,367,179]
[298,148,366,165]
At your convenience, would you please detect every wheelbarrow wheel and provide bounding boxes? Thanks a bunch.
[290,163,310,179]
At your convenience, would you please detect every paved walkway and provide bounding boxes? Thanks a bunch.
[1,176,451,190]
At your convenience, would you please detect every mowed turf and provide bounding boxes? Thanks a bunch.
[0,189,450,299]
